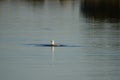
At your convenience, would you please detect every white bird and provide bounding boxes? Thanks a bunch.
[51,40,58,46]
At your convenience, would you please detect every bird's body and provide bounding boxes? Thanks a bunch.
[51,40,58,46]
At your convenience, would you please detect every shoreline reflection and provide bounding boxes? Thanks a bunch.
[80,0,120,23]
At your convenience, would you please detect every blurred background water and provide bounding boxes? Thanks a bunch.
[0,0,120,80]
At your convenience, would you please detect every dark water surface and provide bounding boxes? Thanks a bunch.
[0,0,120,80]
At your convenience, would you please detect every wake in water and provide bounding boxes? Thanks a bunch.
[24,44,82,47]
[24,40,83,47]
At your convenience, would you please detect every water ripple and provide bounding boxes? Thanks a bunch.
[24,44,82,47]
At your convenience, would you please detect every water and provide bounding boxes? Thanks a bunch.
[0,0,120,80]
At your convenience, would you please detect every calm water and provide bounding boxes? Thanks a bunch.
[0,0,120,80]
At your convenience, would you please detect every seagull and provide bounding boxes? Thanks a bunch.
[51,40,58,46]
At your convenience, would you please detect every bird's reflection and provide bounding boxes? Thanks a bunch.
[51,46,55,65]
[51,46,55,55]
